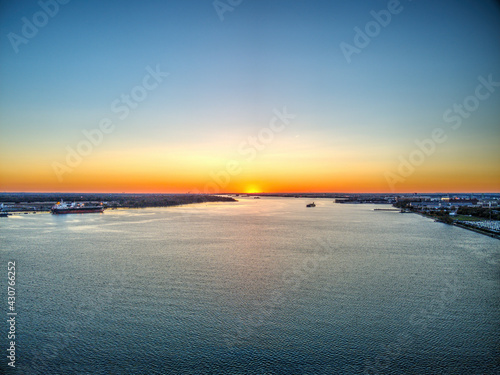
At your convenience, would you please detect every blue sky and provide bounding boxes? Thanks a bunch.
[1,0,499,192]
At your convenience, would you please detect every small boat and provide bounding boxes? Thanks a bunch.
[306,202,316,207]
[254,197,260,199]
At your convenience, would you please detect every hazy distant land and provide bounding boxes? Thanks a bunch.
[0,193,236,211]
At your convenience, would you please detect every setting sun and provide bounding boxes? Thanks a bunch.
[245,186,261,194]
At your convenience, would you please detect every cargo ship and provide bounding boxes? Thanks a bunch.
[51,200,105,214]
[0,203,10,217]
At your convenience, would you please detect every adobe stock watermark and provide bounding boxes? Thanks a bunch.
[173,107,294,230]
[7,0,71,54]
[213,0,243,22]
[384,74,500,192]
[340,0,406,64]
[197,107,296,194]
[52,64,169,182]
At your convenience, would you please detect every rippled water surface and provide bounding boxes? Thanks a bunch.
[1,198,499,374]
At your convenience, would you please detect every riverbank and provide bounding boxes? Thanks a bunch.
[453,221,500,240]
[409,210,500,240]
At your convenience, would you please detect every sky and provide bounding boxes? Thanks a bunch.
[0,0,499,193]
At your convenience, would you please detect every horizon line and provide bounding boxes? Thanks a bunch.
[1,191,500,195]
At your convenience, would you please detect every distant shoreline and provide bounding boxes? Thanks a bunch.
[0,194,237,213]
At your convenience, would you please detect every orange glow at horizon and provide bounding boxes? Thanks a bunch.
[1,143,499,194]
[2,168,499,194]
[244,185,262,194]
